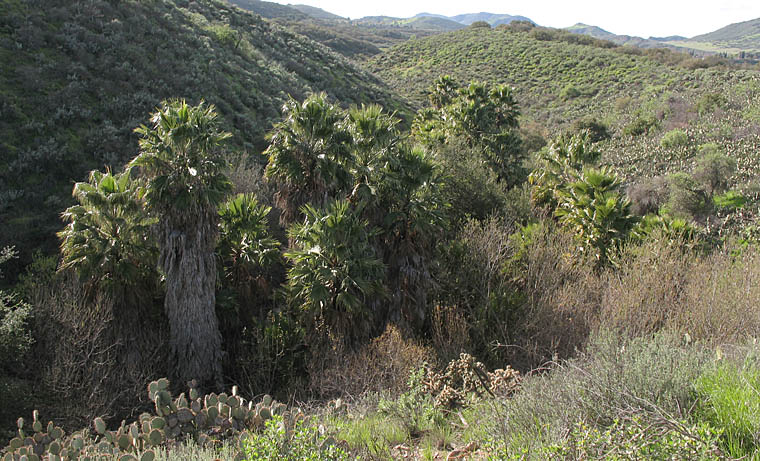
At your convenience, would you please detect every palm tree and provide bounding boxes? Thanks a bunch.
[58,168,157,293]
[264,93,352,225]
[130,99,232,388]
[284,199,385,342]
[217,193,281,309]
[554,167,636,266]
[529,130,601,211]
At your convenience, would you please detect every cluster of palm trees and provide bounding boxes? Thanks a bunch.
[55,83,640,390]
[57,95,449,387]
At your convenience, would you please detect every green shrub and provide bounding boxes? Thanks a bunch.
[544,418,721,460]
[245,416,350,460]
[0,246,33,371]
[560,84,581,100]
[660,129,689,148]
[696,92,727,116]
[693,152,736,196]
[713,190,747,210]
[571,117,610,142]
[663,172,711,220]
[492,331,712,455]
[623,114,659,136]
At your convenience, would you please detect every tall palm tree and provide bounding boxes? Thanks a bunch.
[130,99,232,388]
[264,93,352,225]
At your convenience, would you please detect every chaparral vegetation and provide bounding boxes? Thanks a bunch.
[2,0,760,459]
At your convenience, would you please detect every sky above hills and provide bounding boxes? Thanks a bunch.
[276,0,760,38]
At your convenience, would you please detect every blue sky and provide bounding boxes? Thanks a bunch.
[271,0,760,38]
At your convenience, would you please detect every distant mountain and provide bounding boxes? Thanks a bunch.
[450,12,534,26]
[565,23,679,49]
[354,15,465,32]
[649,36,687,42]
[565,23,616,40]
[289,4,345,20]
[690,17,760,44]
[413,11,534,27]
[686,17,760,52]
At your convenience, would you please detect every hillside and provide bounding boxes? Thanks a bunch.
[354,15,465,32]
[225,0,308,20]
[659,18,760,58]
[367,24,760,185]
[450,12,534,26]
[0,0,409,267]
[566,23,683,50]
[289,4,344,20]
[690,17,760,47]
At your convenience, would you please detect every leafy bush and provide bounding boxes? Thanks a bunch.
[623,114,659,136]
[663,172,711,220]
[571,117,610,143]
[284,200,385,342]
[560,84,581,100]
[545,418,721,459]
[696,92,727,116]
[660,128,689,148]
[713,190,746,210]
[245,416,350,460]
[627,176,669,215]
[692,152,736,196]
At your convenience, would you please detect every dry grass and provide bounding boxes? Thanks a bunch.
[308,324,436,400]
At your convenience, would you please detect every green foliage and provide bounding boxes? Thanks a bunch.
[2,379,304,460]
[554,167,636,265]
[264,93,353,225]
[630,214,697,244]
[493,331,713,455]
[131,99,233,216]
[414,78,524,186]
[58,169,157,290]
[529,130,601,211]
[693,151,736,196]
[663,172,711,220]
[623,114,660,136]
[0,247,32,373]
[696,362,760,458]
[244,416,349,460]
[1,0,406,265]
[217,193,281,290]
[660,128,689,148]
[571,117,610,142]
[284,200,385,340]
[696,92,727,116]
[713,190,747,210]
[545,418,721,460]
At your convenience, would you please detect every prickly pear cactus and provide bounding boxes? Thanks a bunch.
[2,379,302,461]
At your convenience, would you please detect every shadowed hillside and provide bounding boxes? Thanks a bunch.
[0,0,409,268]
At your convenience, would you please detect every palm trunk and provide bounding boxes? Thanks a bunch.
[161,215,223,389]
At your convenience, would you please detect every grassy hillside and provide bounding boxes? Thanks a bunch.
[225,0,308,20]
[367,24,760,189]
[289,4,345,20]
[0,0,409,269]
[690,17,760,49]
[659,18,760,58]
